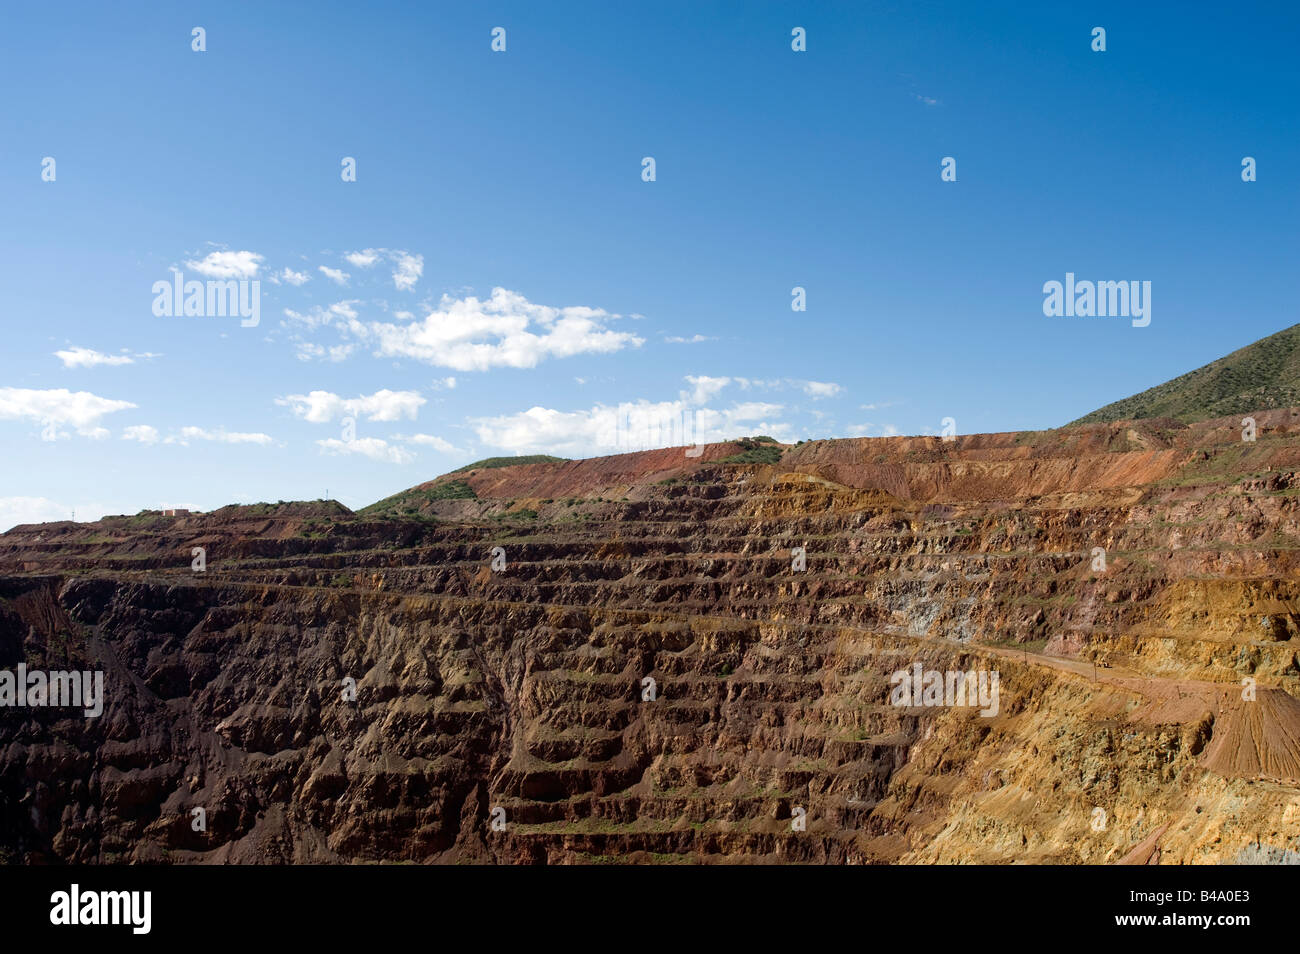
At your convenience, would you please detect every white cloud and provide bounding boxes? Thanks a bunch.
[277,389,426,423]
[282,302,364,362]
[390,252,423,291]
[167,426,273,446]
[397,433,458,453]
[344,250,381,268]
[431,376,457,390]
[316,437,412,464]
[54,347,137,368]
[343,248,423,290]
[472,398,789,457]
[802,380,843,399]
[280,268,311,286]
[0,387,136,438]
[363,287,641,371]
[122,424,160,444]
[665,334,715,344]
[0,496,69,531]
[282,288,636,370]
[319,266,350,286]
[848,422,901,438]
[185,250,263,279]
[678,376,843,400]
[282,301,364,333]
[0,497,115,533]
[295,342,356,362]
[683,375,731,405]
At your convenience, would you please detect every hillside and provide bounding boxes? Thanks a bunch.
[358,441,761,519]
[1071,322,1300,425]
[4,408,1300,864]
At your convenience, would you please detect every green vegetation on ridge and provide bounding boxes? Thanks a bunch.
[452,455,568,473]
[717,438,784,465]
[358,480,477,517]
[1071,322,1300,425]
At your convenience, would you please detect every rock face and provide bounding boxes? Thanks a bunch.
[3,412,1300,864]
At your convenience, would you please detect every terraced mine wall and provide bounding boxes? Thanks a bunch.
[3,411,1300,863]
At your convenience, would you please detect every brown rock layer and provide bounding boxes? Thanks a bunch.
[2,412,1300,864]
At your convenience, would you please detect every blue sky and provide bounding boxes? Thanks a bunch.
[1,1,1296,528]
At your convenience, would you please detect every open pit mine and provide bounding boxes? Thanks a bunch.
[3,411,1300,864]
